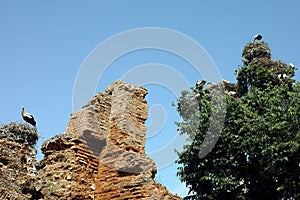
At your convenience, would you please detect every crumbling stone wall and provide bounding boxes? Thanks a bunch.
[38,80,181,199]
[34,134,98,199]
[0,81,181,199]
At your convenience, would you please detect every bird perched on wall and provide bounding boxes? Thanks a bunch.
[253,34,262,42]
[21,106,36,127]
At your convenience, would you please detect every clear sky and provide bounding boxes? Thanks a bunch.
[1,1,299,197]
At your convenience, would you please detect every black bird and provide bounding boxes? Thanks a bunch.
[253,34,262,41]
[21,106,36,127]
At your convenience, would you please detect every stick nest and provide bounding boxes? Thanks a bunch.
[0,122,38,146]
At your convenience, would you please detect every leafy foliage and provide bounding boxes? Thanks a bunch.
[176,41,300,199]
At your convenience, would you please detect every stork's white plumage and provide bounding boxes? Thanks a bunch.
[278,74,288,79]
[227,91,237,96]
[21,106,36,127]
[282,74,288,79]
[195,93,201,99]
[196,80,206,86]
[222,80,230,84]
[290,63,295,68]
[253,34,262,41]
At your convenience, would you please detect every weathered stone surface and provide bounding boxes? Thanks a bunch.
[0,81,181,199]
[35,134,97,199]
[39,80,181,199]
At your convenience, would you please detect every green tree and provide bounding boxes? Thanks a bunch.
[176,41,300,199]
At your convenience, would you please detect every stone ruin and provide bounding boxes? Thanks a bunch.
[0,80,181,200]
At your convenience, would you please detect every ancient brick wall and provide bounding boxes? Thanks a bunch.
[38,80,181,199]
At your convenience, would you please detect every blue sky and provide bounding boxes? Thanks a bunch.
[1,1,299,197]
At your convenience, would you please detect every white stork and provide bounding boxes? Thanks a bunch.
[227,91,237,96]
[196,80,206,86]
[195,93,201,99]
[278,74,288,79]
[21,106,36,127]
[253,34,262,42]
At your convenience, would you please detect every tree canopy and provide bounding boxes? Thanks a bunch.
[176,41,300,199]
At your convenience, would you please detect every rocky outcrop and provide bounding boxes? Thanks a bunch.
[36,80,181,199]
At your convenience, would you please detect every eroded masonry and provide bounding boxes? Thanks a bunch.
[0,80,181,200]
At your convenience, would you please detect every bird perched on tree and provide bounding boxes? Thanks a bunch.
[196,80,206,86]
[196,80,206,90]
[278,74,288,79]
[253,34,262,42]
[227,91,237,96]
[195,80,207,100]
[195,93,201,99]
[21,106,36,127]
